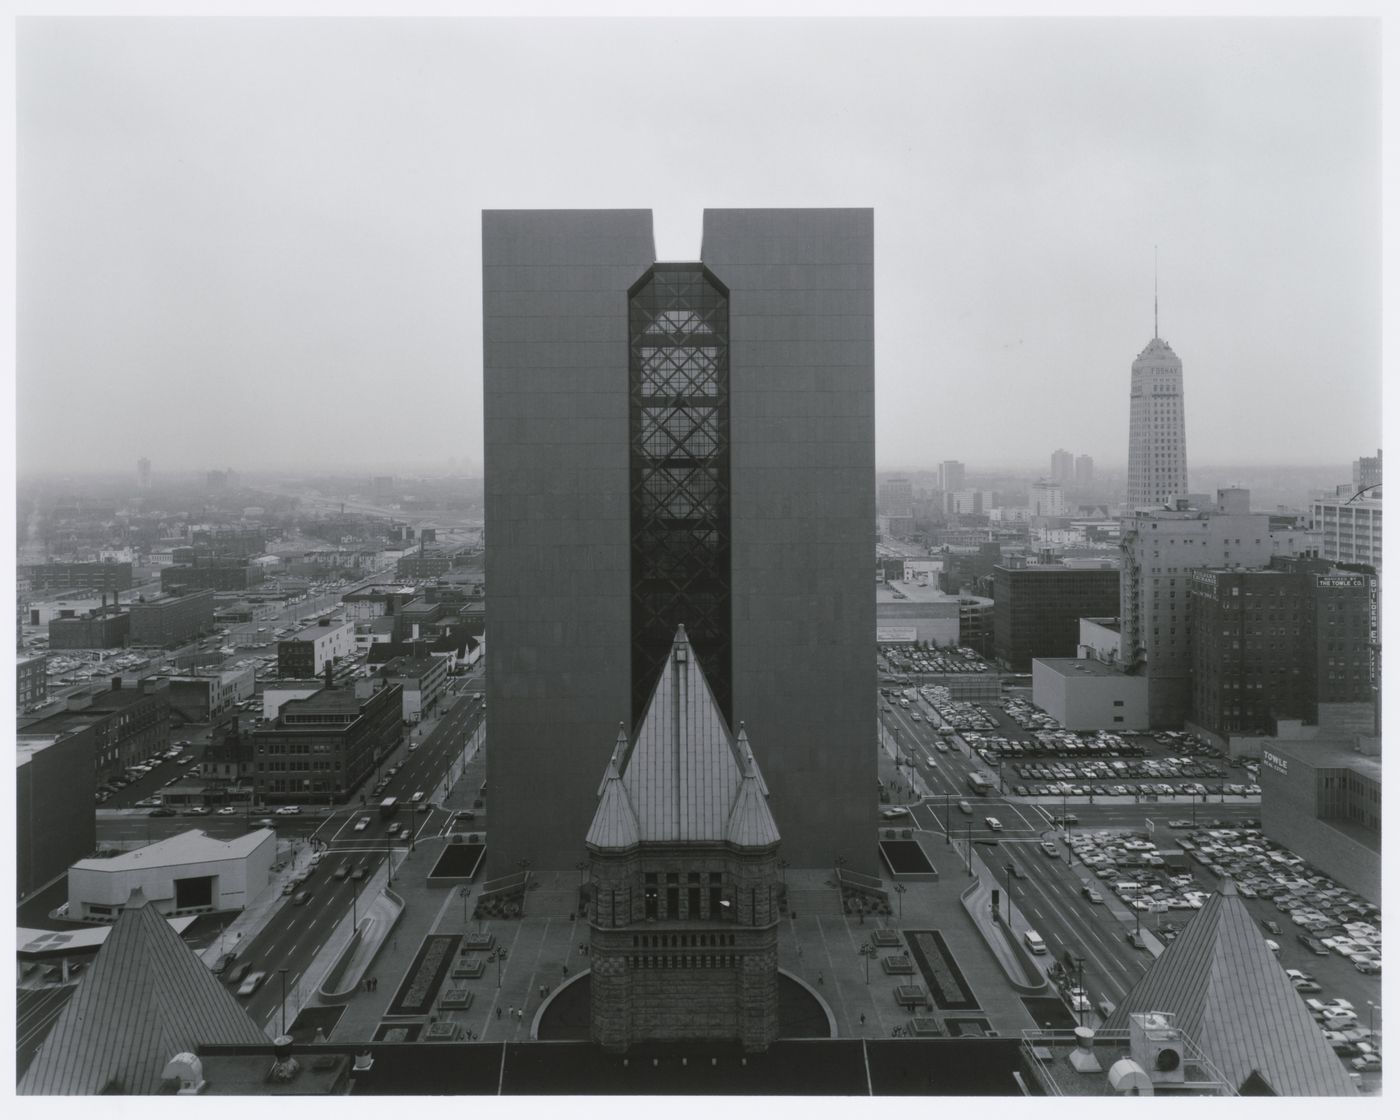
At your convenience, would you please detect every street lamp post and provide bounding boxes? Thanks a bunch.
[460,885,471,927]
[893,883,907,922]
[858,942,876,984]
[1074,955,1086,1029]
[575,860,588,887]
[1003,864,1016,931]
[489,946,509,989]
[944,791,951,844]
[278,968,289,1037]
[965,822,973,876]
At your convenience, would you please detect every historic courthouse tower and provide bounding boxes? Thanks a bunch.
[585,626,782,1052]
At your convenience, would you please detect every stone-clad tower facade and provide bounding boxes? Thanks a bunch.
[1126,332,1188,510]
[484,208,875,874]
[586,627,781,1052]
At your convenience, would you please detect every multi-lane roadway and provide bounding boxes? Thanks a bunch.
[210,689,486,1029]
[881,693,1263,1013]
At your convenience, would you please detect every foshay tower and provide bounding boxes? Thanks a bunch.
[1126,268,1188,510]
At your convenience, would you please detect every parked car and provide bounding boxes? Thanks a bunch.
[292,890,312,906]
[275,805,302,816]
[227,962,252,985]
[149,808,176,817]
[1354,957,1382,975]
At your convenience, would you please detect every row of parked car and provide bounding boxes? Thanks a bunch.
[1060,831,1213,918]
[1302,995,1382,1070]
[917,687,999,732]
[882,644,992,675]
[95,742,196,804]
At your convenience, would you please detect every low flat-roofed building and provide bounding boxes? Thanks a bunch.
[68,828,276,921]
[22,560,133,593]
[876,581,960,645]
[1259,739,1380,902]
[167,666,255,723]
[277,617,355,678]
[21,676,170,779]
[128,588,216,646]
[49,608,130,650]
[1031,657,1149,731]
[379,652,449,722]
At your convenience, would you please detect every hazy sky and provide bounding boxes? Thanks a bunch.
[14,15,1382,476]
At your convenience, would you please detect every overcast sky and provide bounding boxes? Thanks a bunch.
[13,15,1382,476]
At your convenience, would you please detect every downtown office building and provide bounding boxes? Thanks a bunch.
[483,209,875,872]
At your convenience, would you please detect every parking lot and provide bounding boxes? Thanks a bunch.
[1068,820,1381,1077]
[893,685,1262,802]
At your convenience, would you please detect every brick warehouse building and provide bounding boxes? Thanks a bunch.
[18,677,170,780]
[484,208,875,873]
[1188,560,1376,739]
[586,627,781,1052]
[992,561,1120,672]
[249,677,402,804]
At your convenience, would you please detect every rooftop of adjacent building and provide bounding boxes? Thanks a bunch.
[1021,1025,1232,1097]
[1081,616,1120,632]
[71,828,272,873]
[286,617,352,641]
[876,581,959,604]
[1262,739,1382,783]
[1032,657,1130,680]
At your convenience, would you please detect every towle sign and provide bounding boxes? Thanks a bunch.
[1261,750,1289,776]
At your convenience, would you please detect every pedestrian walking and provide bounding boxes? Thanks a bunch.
[817,972,824,986]
[562,963,568,977]
[860,1013,866,1026]
[496,1007,502,1020]
[517,1008,523,1022]
[508,1006,513,1020]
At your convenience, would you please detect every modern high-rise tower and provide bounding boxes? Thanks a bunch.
[483,208,876,873]
[1126,286,1188,509]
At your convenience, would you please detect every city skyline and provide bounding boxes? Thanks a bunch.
[12,16,1382,475]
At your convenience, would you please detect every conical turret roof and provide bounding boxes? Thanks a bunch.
[586,626,779,849]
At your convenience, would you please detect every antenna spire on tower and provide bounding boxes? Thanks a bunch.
[1154,245,1159,339]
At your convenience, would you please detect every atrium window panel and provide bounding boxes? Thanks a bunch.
[628,264,733,726]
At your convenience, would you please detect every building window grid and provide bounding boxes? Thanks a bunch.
[628,265,733,725]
